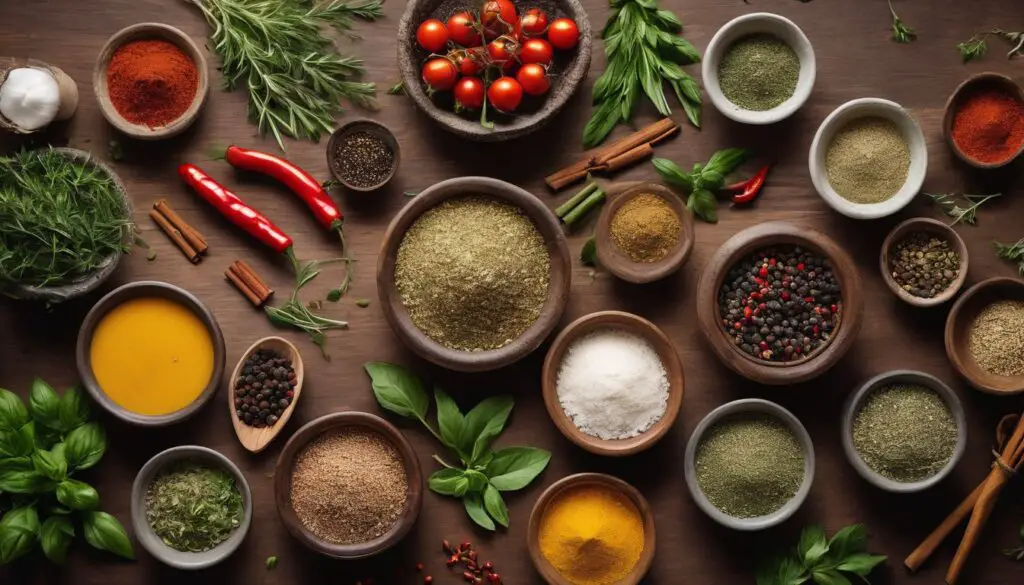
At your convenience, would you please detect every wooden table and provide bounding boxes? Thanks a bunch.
[2,1,1023,584]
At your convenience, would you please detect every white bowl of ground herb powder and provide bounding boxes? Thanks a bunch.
[810,98,927,219]
[702,12,816,125]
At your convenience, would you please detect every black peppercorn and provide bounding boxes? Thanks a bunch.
[234,348,297,428]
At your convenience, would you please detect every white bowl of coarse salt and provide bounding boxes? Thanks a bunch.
[541,310,684,456]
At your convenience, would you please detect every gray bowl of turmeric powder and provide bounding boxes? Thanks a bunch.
[842,370,966,493]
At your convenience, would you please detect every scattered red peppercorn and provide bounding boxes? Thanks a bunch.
[483,561,494,571]
[463,571,475,582]
[425,577,433,584]
[461,541,472,550]
[487,574,501,583]
[417,563,425,572]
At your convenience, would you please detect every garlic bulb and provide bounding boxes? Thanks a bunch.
[0,68,61,130]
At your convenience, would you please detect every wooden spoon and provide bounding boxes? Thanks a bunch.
[228,336,304,453]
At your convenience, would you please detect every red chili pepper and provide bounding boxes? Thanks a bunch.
[178,163,293,255]
[731,165,771,204]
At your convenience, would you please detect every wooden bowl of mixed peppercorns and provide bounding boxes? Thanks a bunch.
[880,217,969,308]
[696,221,863,385]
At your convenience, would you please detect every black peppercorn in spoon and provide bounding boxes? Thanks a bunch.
[229,336,305,453]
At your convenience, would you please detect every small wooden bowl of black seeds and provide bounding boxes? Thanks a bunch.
[327,119,399,192]
[228,336,304,453]
[880,217,968,308]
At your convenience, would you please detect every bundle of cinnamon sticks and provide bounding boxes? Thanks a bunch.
[545,118,680,191]
[225,260,273,307]
[150,199,208,263]
[905,412,1024,584]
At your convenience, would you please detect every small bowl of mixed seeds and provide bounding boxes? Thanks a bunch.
[326,119,400,192]
[880,217,969,307]
[945,277,1024,395]
[842,370,966,493]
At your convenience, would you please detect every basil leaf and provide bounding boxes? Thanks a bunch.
[483,484,509,528]
[40,515,74,564]
[458,396,514,465]
[28,379,61,430]
[485,447,551,491]
[0,388,28,431]
[688,189,718,223]
[364,362,428,420]
[463,469,488,493]
[463,493,495,531]
[81,511,134,559]
[0,467,54,494]
[705,148,748,176]
[56,479,100,511]
[778,556,809,585]
[31,446,68,481]
[812,570,851,585]
[827,524,867,561]
[0,506,39,564]
[428,468,469,497]
[58,387,90,432]
[652,157,694,191]
[700,170,725,190]
[64,422,106,471]
[0,422,36,458]
[580,237,598,267]
[798,525,829,568]
[835,553,887,577]
[434,388,465,455]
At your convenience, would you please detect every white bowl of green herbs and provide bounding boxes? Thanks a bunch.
[702,12,816,125]
[131,445,251,570]
[0,147,133,303]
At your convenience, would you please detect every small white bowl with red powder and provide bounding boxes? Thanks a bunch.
[94,22,209,139]
[943,72,1024,169]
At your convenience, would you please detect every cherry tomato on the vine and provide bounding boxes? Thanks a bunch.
[447,11,481,46]
[516,63,550,96]
[454,77,485,110]
[449,48,484,77]
[422,58,458,91]
[481,0,518,40]
[547,18,579,50]
[487,77,523,112]
[520,8,548,37]
[519,38,553,66]
[417,19,449,53]
[487,37,519,72]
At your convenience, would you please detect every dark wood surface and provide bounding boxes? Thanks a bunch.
[1,1,1023,584]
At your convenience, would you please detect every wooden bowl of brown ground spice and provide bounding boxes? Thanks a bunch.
[595,183,694,284]
[274,412,423,559]
[945,277,1024,395]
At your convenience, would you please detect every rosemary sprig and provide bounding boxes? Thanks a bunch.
[583,0,701,148]
[188,0,383,150]
[994,239,1024,277]
[958,29,1024,62]
[265,258,348,359]
[888,0,916,43]
[925,192,1001,226]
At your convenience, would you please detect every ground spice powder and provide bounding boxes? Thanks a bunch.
[951,87,1024,164]
[826,116,910,204]
[718,33,800,111]
[610,194,681,263]
[538,484,644,585]
[968,299,1024,377]
[106,39,198,128]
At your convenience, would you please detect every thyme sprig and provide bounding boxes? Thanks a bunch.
[994,239,1024,277]
[888,0,916,43]
[188,0,383,150]
[925,192,1001,226]
[265,257,348,359]
[958,29,1024,62]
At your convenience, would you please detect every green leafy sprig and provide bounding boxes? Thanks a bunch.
[1006,524,1024,561]
[364,363,550,530]
[652,148,748,223]
[994,238,1024,277]
[958,29,1024,63]
[888,0,916,43]
[583,0,702,147]
[0,380,133,565]
[925,192,1002,226]
[758,524,887,585]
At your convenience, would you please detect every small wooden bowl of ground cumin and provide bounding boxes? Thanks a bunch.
[595,183,694,283]
[945,277,1024,395]
[880,217,969,307]
[274,411,423,559]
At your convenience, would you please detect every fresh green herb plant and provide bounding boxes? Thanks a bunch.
[266,555,279,569]
[388,81,405,95]
[0,149,132,291]
[652,148,748,223]
[187,0,383,150]
[0,380,133,565]
[364,363,551,530]
[888,0,916,43]
[1006,524,1024,561]
[958,29,1024,63]
[758,524,887,585]
[925,192,1002,226]
[581,237,598,267]
[994,238,1024,277]
[583,0,701,147]
[265,258,348,359]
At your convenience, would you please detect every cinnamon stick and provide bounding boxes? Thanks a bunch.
[604,143,654,172]
[225,268,263,306]
[149,209,199,263]
[153,199,207,254]
[231,260,273,301]
[545,118,679,190]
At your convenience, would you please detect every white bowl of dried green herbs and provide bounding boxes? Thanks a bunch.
[131,445,251,569]
[842,370,966,493]
[702,12,816,125]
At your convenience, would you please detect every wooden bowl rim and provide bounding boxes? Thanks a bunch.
[878,217,969,307]
[75,280,226,426]
[228,336,305,453]
[273,411,423,559]
[594,183,695,283]
[944,276,1024,395]
[541,310,685,456]
[527,472,656,585]
[326,118,401,192]
[376,176,571,372]
[93,22,210,139]
[695,221,863,385]
[942,72,1024,169]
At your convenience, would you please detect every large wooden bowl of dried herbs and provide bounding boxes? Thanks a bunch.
[0,147,132,303]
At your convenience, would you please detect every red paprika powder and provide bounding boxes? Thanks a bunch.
[106,39,198,128]
[951,86,1024,164]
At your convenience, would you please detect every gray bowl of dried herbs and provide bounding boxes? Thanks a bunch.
[131,445,252,570]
